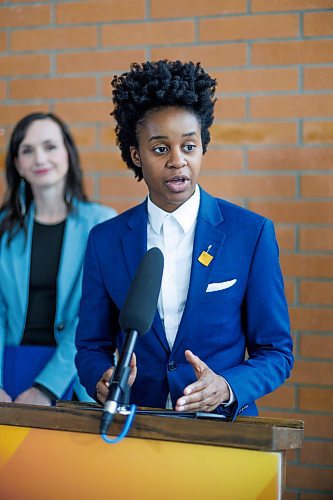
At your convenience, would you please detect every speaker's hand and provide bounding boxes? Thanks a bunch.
[175,350,230,412]
[96,353,137,404]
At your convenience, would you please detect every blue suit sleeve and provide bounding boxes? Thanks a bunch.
[75,228,118,399]
[222,219,293,418]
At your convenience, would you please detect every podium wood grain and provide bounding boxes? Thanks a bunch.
[0,400,303,452]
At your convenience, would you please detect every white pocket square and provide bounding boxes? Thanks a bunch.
[206,279,237,293]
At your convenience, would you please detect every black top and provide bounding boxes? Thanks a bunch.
[21,220,66,347]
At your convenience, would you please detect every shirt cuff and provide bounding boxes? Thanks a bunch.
[219,376,236,406]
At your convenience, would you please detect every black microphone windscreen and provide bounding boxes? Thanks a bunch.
[119,247,164,336]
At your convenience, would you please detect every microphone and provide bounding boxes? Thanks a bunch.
[100,247,164,434]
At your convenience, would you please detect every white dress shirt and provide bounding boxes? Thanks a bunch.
[147,185,200,349]
[147,185,234,408]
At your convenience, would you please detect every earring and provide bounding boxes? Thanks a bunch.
[19,178,26,216]
[65,189,71,205]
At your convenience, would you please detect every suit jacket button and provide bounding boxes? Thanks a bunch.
[168,361,177,371]
[57,322,65,331]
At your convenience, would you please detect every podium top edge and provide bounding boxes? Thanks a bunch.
[0,401,304,451]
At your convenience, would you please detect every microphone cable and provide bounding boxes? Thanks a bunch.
[101,404,137,444]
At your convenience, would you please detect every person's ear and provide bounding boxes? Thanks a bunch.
[130,146,141,168]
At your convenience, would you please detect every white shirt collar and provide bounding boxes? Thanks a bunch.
[147,185,200,235]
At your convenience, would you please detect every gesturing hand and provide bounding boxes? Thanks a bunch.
[175,350,230,412]
[96,353,137,405]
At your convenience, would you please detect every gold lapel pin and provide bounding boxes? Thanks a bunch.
[198,245,214,267]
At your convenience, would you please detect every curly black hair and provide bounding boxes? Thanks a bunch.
[111,60,217,180]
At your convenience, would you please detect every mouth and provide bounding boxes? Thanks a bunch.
[34,168,52,175]
[165,175,190,193]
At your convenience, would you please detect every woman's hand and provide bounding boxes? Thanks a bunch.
[175,350,230,412]
[96,353,137,405]
[14,387,52,406]
[0,388,12,403]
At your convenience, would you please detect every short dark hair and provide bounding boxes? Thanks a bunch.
[0,112,88,243]
[111,60,217,180]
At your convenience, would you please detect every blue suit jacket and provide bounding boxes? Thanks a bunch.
[76,188,293,417]
[0,200,116,400]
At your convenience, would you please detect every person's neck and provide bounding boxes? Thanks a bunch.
[33,186,68,224]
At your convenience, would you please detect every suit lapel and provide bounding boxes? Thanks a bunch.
[121,201,148,283]
[172,189,226,353]
[9,208,35,326]
[121,200,170,352]
[57,208,87,311]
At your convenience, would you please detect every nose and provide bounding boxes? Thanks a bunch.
[166,148,187,169]
[35,147,47,165]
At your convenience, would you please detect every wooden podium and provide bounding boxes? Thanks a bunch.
[0,401,303,500]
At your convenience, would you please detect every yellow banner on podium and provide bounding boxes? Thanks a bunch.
[0,424,281,499]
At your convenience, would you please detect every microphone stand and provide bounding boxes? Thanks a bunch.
[100,330,138,434]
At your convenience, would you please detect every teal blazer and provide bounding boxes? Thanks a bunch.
[0,200,116,400]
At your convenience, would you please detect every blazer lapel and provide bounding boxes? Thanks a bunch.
[9,208,35,326]
[121,200,170,352]
[57,209,88,312]
[121,201,148,283]
[172,189,226,354]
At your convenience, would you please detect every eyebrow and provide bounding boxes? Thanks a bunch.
[20,139,56,147]
[148,131,197,141]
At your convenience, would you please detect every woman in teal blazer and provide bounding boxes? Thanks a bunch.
[0,113,116,404]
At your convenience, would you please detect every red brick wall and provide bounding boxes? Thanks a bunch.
[0,2,332,497]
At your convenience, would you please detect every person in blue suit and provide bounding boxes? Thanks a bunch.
[0,112,116,405]
[75,60,293,419]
